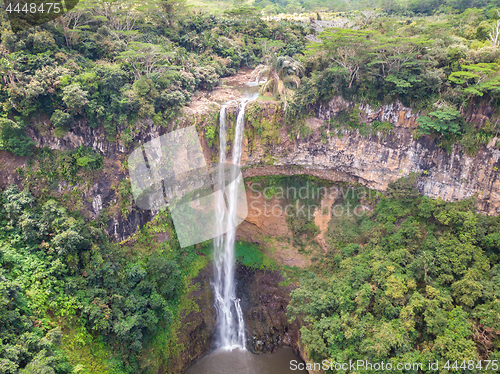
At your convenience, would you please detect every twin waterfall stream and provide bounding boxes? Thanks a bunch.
[213,100,248,350]
[185,92,307,374]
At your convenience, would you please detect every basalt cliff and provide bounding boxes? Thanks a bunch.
[10,93,500,243]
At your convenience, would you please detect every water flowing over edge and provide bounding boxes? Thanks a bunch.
[213,101,248,351]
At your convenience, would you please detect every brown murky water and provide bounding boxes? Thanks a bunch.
[231,82,260,100]
[185,347,308,374]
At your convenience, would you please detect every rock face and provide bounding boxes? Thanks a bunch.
[163,263,216,374]
[236,264,299,355]
[15,95,500,243]
[241,97,500,215]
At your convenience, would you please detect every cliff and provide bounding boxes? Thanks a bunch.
[4,92,499,241]
[240,97,500,215]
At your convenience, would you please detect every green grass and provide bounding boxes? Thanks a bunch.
[257,94,276,101]
[235,241,276,269]
[186,0,232,14]
[60,319,124,374]
[186,0,255,14]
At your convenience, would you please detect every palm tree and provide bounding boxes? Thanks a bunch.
[252,54,305,110]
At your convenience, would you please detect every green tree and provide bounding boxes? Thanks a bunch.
[157,0,186,26]
[417,108,464,136]
[253,53,305,110]
[0,118,35,156]
[62,84,89,115]
[308,28,373,88]
[117,42,173,79]
[449,63,500,99]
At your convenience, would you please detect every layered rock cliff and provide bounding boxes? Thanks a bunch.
[240,97,500,215]
[7,92,500,241]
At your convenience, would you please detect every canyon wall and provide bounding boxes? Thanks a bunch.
[9,95,500,242]
[241,97,500,215]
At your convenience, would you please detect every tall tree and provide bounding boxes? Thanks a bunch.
[117,42,173,79]
[308,28,372,88]
[449,63,500,100]
[157,0,187,27]
[252,53,305,110]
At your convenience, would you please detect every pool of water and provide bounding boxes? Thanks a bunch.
[185,347,308,374]
[231,81,260,101]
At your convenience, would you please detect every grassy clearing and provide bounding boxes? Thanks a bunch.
[60,320,123,374]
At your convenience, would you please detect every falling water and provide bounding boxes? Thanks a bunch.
[213,101,248,350]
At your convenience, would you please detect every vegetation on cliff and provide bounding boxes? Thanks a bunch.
[289,174,500,371]
[0,0,500,372]
[1,0,500,153]
[0,184,207,373]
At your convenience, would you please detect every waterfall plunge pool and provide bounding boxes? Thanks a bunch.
[185,347,308,374]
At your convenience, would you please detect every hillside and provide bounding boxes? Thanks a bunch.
[0,0,500,373]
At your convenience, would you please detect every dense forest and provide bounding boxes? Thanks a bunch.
[0,0,499,372]
[289,175,500,371]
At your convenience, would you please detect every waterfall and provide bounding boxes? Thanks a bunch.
[213,101,248,350]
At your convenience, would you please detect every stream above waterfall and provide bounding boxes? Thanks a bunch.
[184,347,308,374]
[231,81,260,100]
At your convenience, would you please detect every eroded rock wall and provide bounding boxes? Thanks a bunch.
[237,264,299,354]
[162,263,216,374]
[5,94,500,244]
[241,97,500,215]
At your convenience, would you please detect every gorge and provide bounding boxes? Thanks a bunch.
[2,4,500,373]
[3,78,500,373]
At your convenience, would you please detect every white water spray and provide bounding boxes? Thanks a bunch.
[213,101,248,350]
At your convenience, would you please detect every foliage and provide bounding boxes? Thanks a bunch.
[253,53,305,110]
[2,1,500,371]
[28,146,104,186]
[417,108,464,135]
[0,118,35,156]
[449,63,500,100]
[235,241,274,269]
[372,120,394,134]
[245,101,281,147]
[308,28,373,88]
[289,175,500,370]
[0,185,200,372]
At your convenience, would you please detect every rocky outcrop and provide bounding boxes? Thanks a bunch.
[9,92,500,244]
[236,264,299,355]
[161,262,216,374]
[241,97,500,215]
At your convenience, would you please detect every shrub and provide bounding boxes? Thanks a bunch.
[50,110,72,130]
[372,120,394,134]
[417,108,463,136]
[0,118,35,156]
